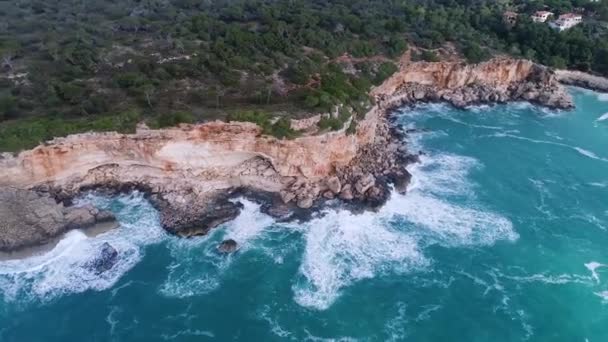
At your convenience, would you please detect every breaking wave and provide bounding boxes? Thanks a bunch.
[159,199,275,298]
[293,126,517,310]
[0,192,166,303]
[597,112,608,121]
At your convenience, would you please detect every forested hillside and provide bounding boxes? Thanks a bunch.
[1,0,607,151]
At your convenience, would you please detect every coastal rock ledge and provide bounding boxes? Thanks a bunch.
[0,187,117,252]
[0,58,575,252]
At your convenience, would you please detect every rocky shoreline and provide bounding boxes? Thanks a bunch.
[555,69,608,93]
[0,58,579,254]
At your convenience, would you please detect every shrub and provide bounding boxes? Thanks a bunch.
[157,111,195,128]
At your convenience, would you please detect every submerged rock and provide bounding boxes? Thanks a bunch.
[217,239,238,253]
[86,242,119,274]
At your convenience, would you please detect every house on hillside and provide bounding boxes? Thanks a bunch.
[549,13,583,31]
[503,11,519,27]
[532,11,553,23]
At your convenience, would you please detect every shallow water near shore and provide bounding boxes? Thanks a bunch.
[1,88,608,341]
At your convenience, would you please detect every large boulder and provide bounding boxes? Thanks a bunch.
[354,173,376,195]
[326,176,342,194]
[0,187,117,252]
[339,184,354,200]
[85,242,119,275]
[296,196,314,209]
[217,239,238,254]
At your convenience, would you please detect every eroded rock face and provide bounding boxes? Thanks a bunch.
[372,58,574,110]
[0,58,576,249]
[0,187,117,252]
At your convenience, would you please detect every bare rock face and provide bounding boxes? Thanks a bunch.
[354,173,376,196]
[326,176,342,194]
[0,187,117,252]
[372,58,574,110]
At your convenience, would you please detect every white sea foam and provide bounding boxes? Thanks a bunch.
[160,329,215,340]
[574,147,606,161]
[159,199,274,298]
[384,301,408,342]
[585,262,606,283]
[594,290,608,303]
[596,113,608,122]
[0,192,165,303]
[294,147,516,310]
[293,207,428,310]
[258,305,295,340]
[598,94,608,102]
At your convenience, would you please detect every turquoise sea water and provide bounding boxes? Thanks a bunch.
[1,88,607,341]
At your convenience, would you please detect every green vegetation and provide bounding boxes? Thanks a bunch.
[227,111,297,139]
[0,110,141,151]
[1,0,607,151]
[318,108,352,132]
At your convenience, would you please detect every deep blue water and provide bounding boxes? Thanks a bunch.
[1,88,607,341]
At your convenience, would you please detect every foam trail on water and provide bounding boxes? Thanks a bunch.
[597,113,608,122]
[293,206,428,310]
[0,192,166,303]
[484,133,608,162]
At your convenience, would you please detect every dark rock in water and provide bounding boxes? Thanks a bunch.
[159,196,243,237]
[387,168,412,194]
[86,242,118,274]
[217,239,238,253]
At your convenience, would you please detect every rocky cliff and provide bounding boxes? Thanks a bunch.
[0,58,575,251]
[0,187,117,252]
[373,58,573,110]
[555,69,608,93]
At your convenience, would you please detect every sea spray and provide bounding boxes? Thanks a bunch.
[0,192,165,303]
[293,137,516,309]
[159,198,276,298]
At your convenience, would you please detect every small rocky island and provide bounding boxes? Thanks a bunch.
[0,58,589,254]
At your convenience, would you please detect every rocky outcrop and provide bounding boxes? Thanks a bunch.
[373,58,574,110]
[555,69,608,93]
[0,187,117,252]
[85,242,119,274]
[217,239,238,254]
[0,57,577,251]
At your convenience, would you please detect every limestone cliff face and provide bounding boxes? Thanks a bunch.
[0,109,382,235]
[372,58,573,110]
[0,57,573,242]
[0,116,377,189]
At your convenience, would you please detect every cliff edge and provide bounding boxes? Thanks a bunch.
[0,58,574,251]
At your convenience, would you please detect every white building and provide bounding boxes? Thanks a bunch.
[549,13,583,31]
[532,11,553,23]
